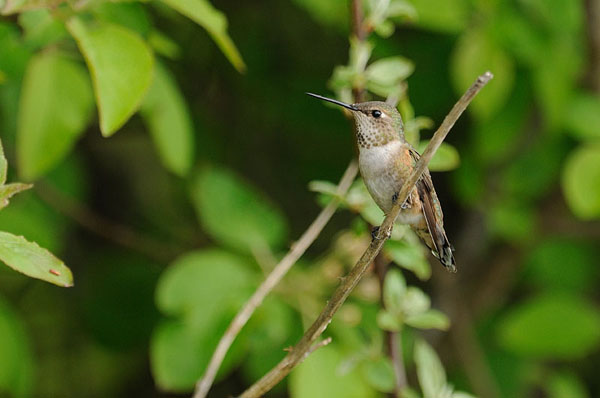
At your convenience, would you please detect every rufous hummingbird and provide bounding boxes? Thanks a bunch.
[307,93,456,273]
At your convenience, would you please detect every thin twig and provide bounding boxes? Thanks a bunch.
[374,255,406,396]
[192,161,359,398]
[34,182,179,263]
[238,71,493,398]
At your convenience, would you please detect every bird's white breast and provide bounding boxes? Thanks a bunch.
[358,141,403,214]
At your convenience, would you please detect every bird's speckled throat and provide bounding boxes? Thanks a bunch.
[351,101,405,149]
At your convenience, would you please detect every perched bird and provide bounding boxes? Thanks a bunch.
[307,93,456,272]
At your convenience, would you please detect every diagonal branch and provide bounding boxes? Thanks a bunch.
[192,160,359,398]
[238,71,493,398]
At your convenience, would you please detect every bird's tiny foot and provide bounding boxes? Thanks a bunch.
[401,201,410,210]
[371,226,380,241]
[393,192,410,209]
[391,192,399,204]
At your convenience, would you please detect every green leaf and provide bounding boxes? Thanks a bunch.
[93,1,151,37]
[67,17,154,137]
[0,297,34,397]
[290,0,349,31]
[385,239,430,280]
[402,286,430,316]
[377,309,402,332]
[0,183,32,210]
[497,294,600,359]
[155,249,255,325]
[488,201,535,244]
[152,249,256,390]
[406,0,468,33]
[546,371,588,398]
[18,10,68,50]
[190,166,288,253]
[159,0,245,72]
[140,62,194,176]
[0,139,7,184]
[0,231,73,287]
[414,339,450,398]
[406,309,449,331]
[522,238,598,293]
[564,93,600,141]
[451,28,514,120]
[289,345,377,398]
[363,357,396,393]
[16,51,93,180]
[416,141,460,172]
[562,143,600,219]
[365,56,414,97]
[532,40,582,131]
[383,268,406,314]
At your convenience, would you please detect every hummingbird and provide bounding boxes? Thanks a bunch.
[307,93,456,272]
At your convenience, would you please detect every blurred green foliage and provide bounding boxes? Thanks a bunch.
[0,0,599,397]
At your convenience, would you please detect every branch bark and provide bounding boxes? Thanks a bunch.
[238,71,493,398]
[191,160,359,398]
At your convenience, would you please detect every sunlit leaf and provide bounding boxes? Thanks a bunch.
[385,239,430,280]
[366,56,414,97]
[417,141,460,172]
[17,52,93,180]
[415,339,450,398]
[0,231,72,287]
[140,62,194,176]
[497,294,600,359]
[377,310,402,332]
[406,309,449,331]
[93,1,151,36]
[159,0,245,72]
[383,268,406,314]
[402,286,430,316]
[562,143,600,219]
[67,17,154,136]
[190,166,288,253]
[451,28,514,120]
[363,357,396,393]
[289,345,377,398]
[0,183,32,210]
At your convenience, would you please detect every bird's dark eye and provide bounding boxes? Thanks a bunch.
[372,110,382,118]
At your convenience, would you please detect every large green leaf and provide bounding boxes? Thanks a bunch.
[190,166,288,253]
[407,0,468,33]
[159,0,245,72]
[0,231,73,287]
[416,141,460,172]
[385,239,430,280]
[564,93,600,141]
[16,52,93,181]
[289,345,377,398]
[561,143,600,219]
[152,249,256,391]
[0,297,33,397]
[414,339,451,398]
[67,17,154,137]
[451,28,514,121]
[140,62,194,176]
[497,294,600,359]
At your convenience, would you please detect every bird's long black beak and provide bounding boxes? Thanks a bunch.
[306,92,359,112]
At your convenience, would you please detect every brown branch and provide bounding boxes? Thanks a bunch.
[375,255,406,397]
[238,71,493,398]
[191,160,359,398]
